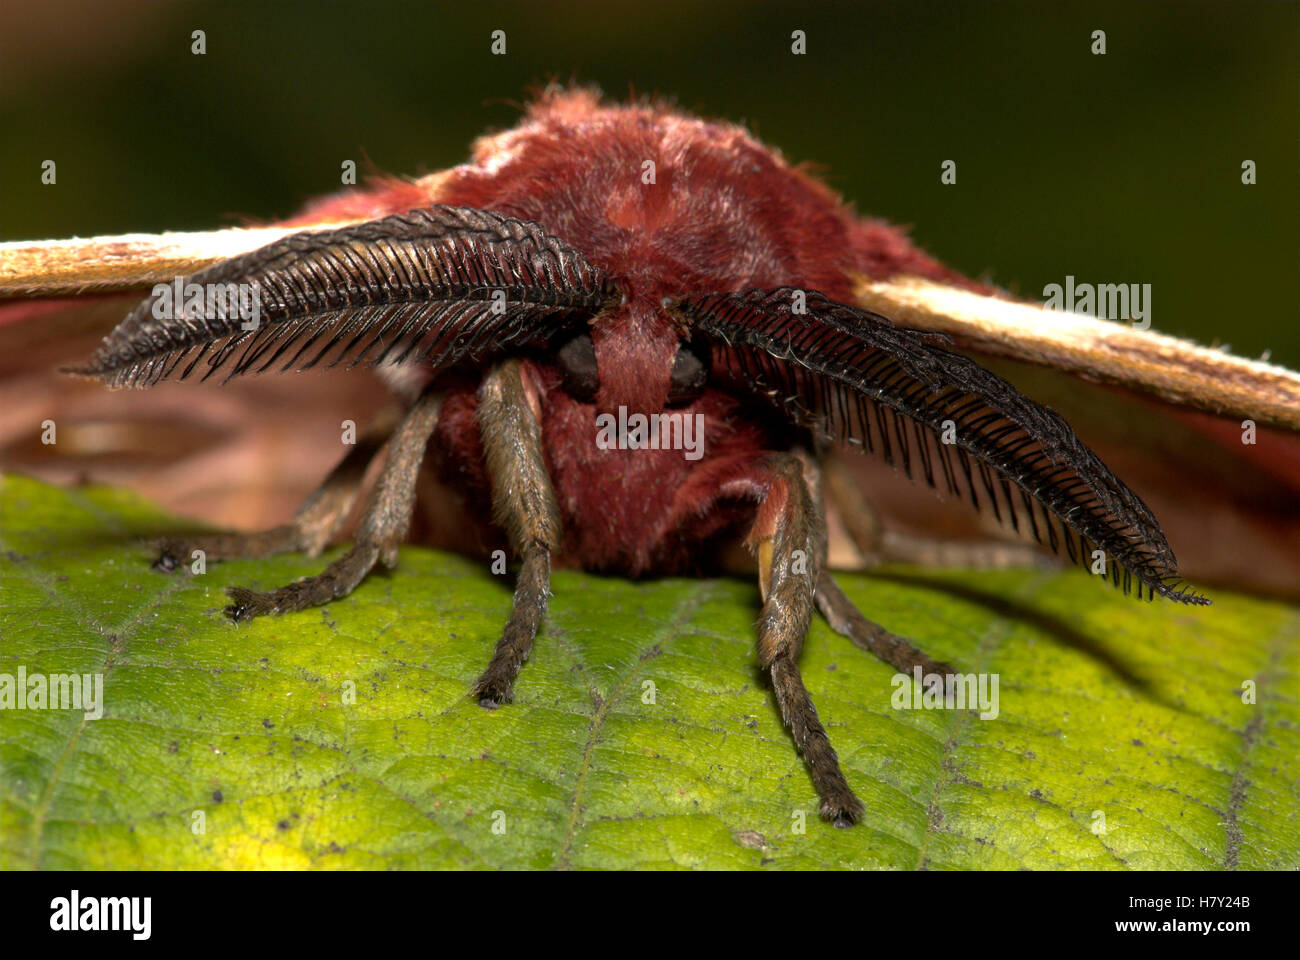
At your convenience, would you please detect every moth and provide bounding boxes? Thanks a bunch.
[5,87,1300,826]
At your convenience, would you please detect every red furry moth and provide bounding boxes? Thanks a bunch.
[4,89,1300,825]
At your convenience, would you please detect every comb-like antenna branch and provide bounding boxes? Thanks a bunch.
[675,287,1209,606]
[65,205,618,388]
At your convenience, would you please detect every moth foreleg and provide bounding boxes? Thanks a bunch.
[750,453,864,827]
[153,409,400,571]
[224,390,440,621]
[471,359,562,707]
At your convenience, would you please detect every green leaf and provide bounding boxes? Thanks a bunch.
[1,473,1296,870]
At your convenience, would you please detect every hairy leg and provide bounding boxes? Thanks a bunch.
[153,408,400,571]
[815,572,953,676]
[746,452,863,827]
[224,392,440,620]
[815,453,959,695]
[471,359,562,707]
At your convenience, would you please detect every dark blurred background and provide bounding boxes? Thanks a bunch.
[1,0,1297,366]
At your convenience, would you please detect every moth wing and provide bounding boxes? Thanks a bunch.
[854,275,1300,430]
[0,182,438,527]
[836,276,1300,598]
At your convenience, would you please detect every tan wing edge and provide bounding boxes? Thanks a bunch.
[0,221,369,298]
[855,276,1300,432]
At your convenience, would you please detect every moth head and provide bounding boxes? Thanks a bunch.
[562,288,705,415]
[554,305,710,412]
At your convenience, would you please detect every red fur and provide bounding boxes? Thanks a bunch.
[334,88,984,576]
[284,177,434,226]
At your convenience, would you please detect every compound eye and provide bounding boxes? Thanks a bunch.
[556,331,599,400]
[666,339,710,406]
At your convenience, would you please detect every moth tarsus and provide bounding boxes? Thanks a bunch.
[72,88,1209,825]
